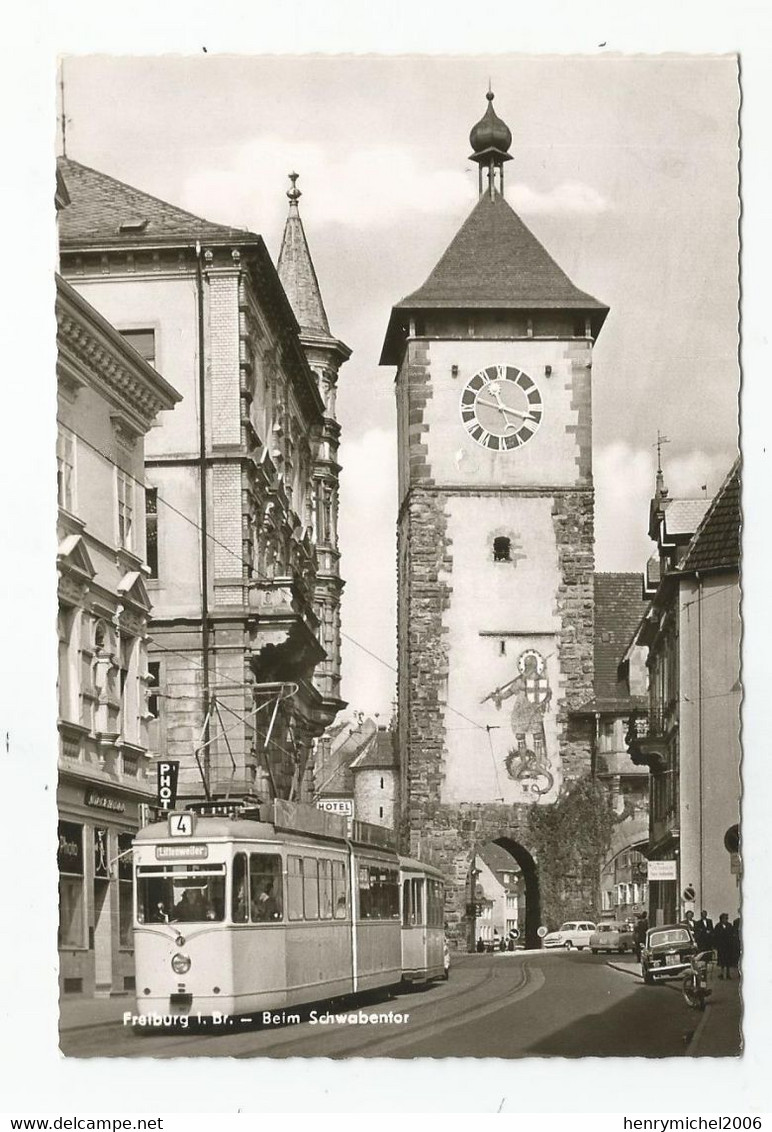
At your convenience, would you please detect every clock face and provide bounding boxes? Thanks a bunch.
[459,365,543,451]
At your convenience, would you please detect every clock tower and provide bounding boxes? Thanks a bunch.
[380,92,609,945]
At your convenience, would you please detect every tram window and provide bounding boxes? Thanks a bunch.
[402,881,411,926]
[231,853,248,923]
[303,857,320,920]
[287,856,304,920]
[317,859,333,919]
[332,859,347,918]
[362,866,399,920]
[427,879,444,927]
[137,872,225,924]
[249,853,283,921]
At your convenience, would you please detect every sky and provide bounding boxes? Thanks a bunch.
[58,54,740,718]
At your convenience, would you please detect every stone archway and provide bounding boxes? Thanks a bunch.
[493,837,541,949]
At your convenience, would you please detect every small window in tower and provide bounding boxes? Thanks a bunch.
[493,537,511,562]
[499,640,506,657]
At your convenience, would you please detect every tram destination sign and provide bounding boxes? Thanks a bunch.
[156,843,209,861]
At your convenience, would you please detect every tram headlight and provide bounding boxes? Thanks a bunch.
[171,952,191,975]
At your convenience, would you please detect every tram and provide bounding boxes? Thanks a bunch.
[132,801,447,1020]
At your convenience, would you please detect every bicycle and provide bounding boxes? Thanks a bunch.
[682,949,714,1011]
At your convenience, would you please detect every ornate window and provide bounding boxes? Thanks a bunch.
[145,487,158,577]
[116,468,134,550]
[57,425,76,512]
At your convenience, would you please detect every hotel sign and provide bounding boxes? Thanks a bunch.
[317,798,354,818]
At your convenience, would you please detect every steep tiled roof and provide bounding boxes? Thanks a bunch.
[57,158,258,248]
[593,573,649,701]
[316,719,376,798]
[681,461,741,573]
[277,201,331,336]
[570,573,651,715]
[399,192,607,310]
[381,190,607,363]
[663,498,711,538]
[350,728,398,771]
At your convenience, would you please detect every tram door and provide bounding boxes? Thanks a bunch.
[402,876,426,977]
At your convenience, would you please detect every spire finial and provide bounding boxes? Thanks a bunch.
[654,430,670,498]
[469,88,512,198]
[287,171,301,206]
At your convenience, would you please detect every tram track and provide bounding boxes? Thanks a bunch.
[61,956,536,1059]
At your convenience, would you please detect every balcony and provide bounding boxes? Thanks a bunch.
[624,711,668,772]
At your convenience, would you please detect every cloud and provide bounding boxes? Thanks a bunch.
[509,181,611,215]
[594,442,735,573]
[180,137,470,235]
[180,136,610,239]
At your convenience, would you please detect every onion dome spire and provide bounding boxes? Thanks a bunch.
[469,88,513,198]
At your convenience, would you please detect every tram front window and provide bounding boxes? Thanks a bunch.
[137,867,225,924]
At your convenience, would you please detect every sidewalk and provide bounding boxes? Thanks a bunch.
[606,958,742,1056]
[59,993,133,1032]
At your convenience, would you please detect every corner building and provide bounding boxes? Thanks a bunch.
[58,159,349,804]
[380,94,608,946]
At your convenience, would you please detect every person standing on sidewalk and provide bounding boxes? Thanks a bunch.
[713,913,736,979]
[633,912,649,962]
[694,909,714,950]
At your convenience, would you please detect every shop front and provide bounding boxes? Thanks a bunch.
[57,776,150,997]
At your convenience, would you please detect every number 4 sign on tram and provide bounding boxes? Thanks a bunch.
[168,812,195,838]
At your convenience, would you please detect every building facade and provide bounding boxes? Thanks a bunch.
[350,726,399,829]
[573,573,650,922]
[381,93,609,946]
[627,462,741,925]
[57,159,349,805]
[56,274,180,996]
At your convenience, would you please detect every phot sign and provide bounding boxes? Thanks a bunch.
[156,760,180,811]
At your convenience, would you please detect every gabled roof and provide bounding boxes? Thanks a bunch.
[381,190,608,363]
[349,728,397,771]
[681,460,741,573]
[118,570,152,612]
[57,158,259,249]
[57,534,96,580]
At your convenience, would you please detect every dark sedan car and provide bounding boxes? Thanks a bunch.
[641,924,698,984]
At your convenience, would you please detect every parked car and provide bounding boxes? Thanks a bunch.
[589,922,635,954]
[542,921,597,950]
[641,924,698,984]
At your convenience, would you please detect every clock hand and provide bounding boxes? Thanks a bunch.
[476,396,535,421]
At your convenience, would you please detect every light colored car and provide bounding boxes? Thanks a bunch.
[589,921,635,954]
[542,920,597,950]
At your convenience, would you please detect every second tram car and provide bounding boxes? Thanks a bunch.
[132,802,446,1021]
